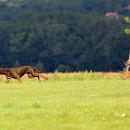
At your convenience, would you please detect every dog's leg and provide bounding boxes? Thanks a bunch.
[37,76,41,82]
[17,78,22,83]
[16,76,22,83]
[27,73,41,82]
[40,74,48,80]
[28,72,48,82]
[29,72,42,82]
[27,74,34,79]
[13,72,22,83]
[5,77,11,83]
[37,74,48,82]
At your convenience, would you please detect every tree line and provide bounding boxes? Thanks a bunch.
[0,12,128,72]
[0,0,129,72]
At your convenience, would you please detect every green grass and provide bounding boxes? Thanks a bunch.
[0,74,130,130]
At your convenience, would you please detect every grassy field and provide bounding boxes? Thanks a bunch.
[0,73,130,130]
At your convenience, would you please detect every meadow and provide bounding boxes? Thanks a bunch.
[0,72,130,130]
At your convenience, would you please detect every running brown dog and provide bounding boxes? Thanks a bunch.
[0,66,48,83]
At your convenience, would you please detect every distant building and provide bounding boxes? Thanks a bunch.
[105,12,119,20]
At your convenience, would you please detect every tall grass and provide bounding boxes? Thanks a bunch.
[0,73,129,130]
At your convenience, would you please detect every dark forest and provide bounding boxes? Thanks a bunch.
[0,0,130,72]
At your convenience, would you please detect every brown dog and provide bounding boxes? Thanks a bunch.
[0,66,48,83]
